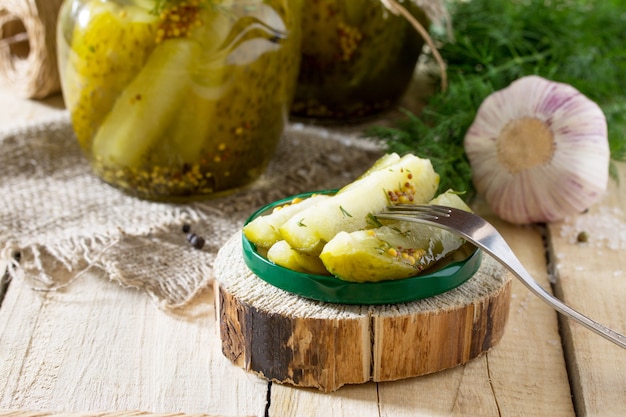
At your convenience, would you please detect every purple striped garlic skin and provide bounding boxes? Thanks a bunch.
[464,75,609,225]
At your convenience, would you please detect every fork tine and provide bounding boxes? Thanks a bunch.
[385,204,444,211]
[378,204,454,221]
[376,211,439,222]
[384,204,452,215]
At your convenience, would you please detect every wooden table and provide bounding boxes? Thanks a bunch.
[1,88,625,417]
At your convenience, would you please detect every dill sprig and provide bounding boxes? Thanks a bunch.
[367,0,626,200]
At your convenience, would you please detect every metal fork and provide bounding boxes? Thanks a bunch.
[377,204,626,350]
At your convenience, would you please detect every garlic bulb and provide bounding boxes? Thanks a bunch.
[464,75,609,224]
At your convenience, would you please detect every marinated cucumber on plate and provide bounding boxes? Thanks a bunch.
[267,240,330,275]
[319,190,471,282]
[279,153,439,255]
[243,193,331,250]
[243,153,472,283]
[244,152,407,249]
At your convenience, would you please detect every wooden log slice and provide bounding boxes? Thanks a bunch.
[214,232,512,392]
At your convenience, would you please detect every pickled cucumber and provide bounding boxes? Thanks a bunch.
[243,193,331,249]
[152,7,235,165]
[345,152,401,186]
[61,0,157,149]
[92,38,200,168]
[319,191,471,282]
[245,153,402,249]
[267,240,330,275]
[279,154,439,255]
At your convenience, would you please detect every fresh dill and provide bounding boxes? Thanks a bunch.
[339,206,353,218]
[367,0,626,200]
[366,213,383,228]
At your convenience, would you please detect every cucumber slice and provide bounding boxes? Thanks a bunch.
[341,152,402,190]
[244,193,331,249]
[319,191,471,282]
[267,240,330,275]
[244,154,403,249]
[320,229,420,282]
[279,154,439,255]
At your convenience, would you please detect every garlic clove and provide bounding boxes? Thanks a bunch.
[464,75,609,224]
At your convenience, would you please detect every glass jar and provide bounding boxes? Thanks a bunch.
[291,0,428,122]
[57,0,302,201]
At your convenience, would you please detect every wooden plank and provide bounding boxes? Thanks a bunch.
[0,411,249,417]
[0,271,268,416]
[548,161,626,417]
[0,259,8,307]
[268,383,380,417]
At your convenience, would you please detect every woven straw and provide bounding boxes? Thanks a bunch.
[0,0,63,99]
[0,113,381,310]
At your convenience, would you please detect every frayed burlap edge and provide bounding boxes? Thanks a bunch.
[0,113,382,310]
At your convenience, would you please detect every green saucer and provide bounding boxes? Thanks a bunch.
[241,190,482,305]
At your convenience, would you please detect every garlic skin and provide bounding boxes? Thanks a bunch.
[464,75,609,224]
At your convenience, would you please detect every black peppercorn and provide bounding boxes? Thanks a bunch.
[183,226,205,250]
[186,233,205,249]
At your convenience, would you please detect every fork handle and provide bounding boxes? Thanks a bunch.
[481,244,626,350]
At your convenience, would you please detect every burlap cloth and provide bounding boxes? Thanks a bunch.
[0,113,382,310]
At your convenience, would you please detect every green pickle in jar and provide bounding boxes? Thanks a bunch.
[57,0,302,200]
[291,0,428,122]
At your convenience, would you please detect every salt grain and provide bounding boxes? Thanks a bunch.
[559,206,626,250]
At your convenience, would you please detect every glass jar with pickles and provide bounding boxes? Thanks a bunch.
[291,0,429,122]
[57,0,302,201]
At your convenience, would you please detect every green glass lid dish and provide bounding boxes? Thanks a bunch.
[241,190,482,305]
